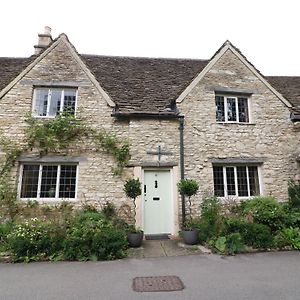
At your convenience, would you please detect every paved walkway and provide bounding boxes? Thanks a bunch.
[127,239,207,258]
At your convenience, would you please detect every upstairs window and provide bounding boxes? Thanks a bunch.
[33,88,77,117]
[213,165,260,198]
[215,95,249,123]
[20,164,77,200]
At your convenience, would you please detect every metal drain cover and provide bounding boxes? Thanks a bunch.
[133,276,184,292]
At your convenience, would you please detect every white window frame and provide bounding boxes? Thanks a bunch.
[215,165,262,199]
[32,87,78,118]
[18,163,79,202]
[215,95,251,123]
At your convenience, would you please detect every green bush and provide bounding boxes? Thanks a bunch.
[189,218,217,243]
[225,233,245,255]
[283,208,300,228]
[274,227,300,250]
[210,233,245,255]
[242,197,287,231]
[222,217,247,236]
[243,223,273,249]
[91,227,127,260]
[63,212,127,261]
[177,179,199,197]
[200,196,222,224]
[101,201,117,220]
[7,218,64,262]
[288,180,300,209]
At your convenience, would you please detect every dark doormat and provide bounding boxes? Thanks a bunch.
[133,276,184,292]
[145,234,170,240]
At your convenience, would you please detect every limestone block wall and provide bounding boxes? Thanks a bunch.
[0,41,299,222]
[178,49,299,215]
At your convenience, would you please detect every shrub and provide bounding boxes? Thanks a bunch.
[242,197,287,231]
[200,196,222,224]
[243,223,274,249]
[91,227,127,260]
[101,201,117,220]
[63,212,127,261]
[210,233,245,255]
[177,179,199,197]
[288,180,300,209]
[7,218,64,262]
[189,218,212,243]
[275,227,300,250]
[0,221,13,251]
[222,217,247,236]
[225,233,245,255]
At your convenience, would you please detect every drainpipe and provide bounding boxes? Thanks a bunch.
[178,114,186,228]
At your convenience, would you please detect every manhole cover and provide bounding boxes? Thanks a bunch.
[133,275,184,292]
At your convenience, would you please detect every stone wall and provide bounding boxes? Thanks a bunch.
[0,41,298,227]
[178,48,299,215]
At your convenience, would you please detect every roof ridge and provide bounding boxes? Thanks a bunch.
[81,53,209,62]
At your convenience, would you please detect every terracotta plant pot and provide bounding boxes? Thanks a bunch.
[127,231,144,248]
[182,229,198,245]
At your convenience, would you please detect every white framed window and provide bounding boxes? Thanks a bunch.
[19,164,78,200]
[213,165,261,198]
[32,87,77,117]
[215,95,250,123]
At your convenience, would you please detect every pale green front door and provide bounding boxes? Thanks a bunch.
[144,170,172,234]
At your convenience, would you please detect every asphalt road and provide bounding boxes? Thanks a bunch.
[0,251,299,300]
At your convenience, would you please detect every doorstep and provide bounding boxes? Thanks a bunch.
[127,239,210,259]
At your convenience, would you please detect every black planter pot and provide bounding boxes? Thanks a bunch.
[127,231,144,248]
[182,229,198,245]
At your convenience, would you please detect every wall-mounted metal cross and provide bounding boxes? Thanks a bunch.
[146,145,172,161]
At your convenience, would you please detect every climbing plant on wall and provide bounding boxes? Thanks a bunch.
[25,112,131,175]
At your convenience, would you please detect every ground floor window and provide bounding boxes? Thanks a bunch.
[19,164,77,200]
[213,165,260,198]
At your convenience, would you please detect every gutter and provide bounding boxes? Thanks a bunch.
[178,114,186,228]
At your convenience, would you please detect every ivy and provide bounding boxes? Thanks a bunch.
[0,134,23,219]
[26,113,90,154]
[25,113,130,175]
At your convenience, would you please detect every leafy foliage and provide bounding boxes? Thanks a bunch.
[177,179,199,197]
[242,223,274,249]
[63,212,127,261]
[5,211,128,262]
[242,197,287,231]
[124,178,142,200]
[288,180,300,209]
[123,178,141,227]
[177,179,199,228]
[275,227,300,250]
[25,113,130,175]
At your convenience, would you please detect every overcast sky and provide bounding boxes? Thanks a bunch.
[1,0,299,76]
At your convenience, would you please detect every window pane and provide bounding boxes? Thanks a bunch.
[49,90,62,116]
[63,90,76,115]
[21,165,39,198]
[215,96,225,122]
[226,167,236,195]
[249,166,260,196]
[227,98,237,121]
[213,166,224,196]
[59,165,77,198]
[237,166,248,196]
[40,166,58,198]
[238,97,249,122]
[34,89,48,116]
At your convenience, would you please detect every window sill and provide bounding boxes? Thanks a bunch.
[216,122,255,125]
[216,196,260,201]
[19,198,77,202]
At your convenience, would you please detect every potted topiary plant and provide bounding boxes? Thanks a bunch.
[177,179,199,245]
[123,178,143,247]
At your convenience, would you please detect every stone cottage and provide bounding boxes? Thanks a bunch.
[0,27,299,235]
